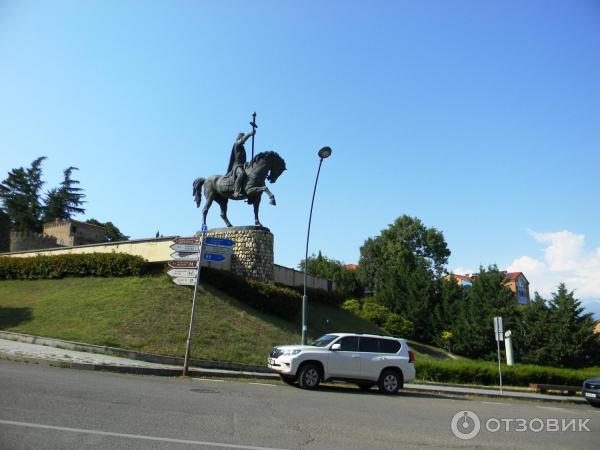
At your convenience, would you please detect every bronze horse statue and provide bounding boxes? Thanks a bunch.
[193,151,286,227]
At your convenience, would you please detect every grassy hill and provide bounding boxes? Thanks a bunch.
[0,275,453,366]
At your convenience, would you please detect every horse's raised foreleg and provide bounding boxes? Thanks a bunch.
[263,186,276,206]
[216,197,233,227]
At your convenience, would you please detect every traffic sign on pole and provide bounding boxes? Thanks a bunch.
[170,251,199,261]
[168,260,198,269]
[173,237,200,245]
[203,243,233,256]
[172,277,196,286]
[494,316,504,342]
[204,253,226,262]
[171,243,201,252]
[168,269,198,278]
[205,237,234,247]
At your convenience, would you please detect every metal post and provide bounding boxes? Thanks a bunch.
[302,158,324,345]
[496,338,503,395]
[182,226,206,376]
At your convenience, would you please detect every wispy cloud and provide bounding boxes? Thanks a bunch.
[507,230,600,316]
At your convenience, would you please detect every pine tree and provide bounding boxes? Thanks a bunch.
[43,166,86,221]
[512,293,551,365]
[0,157,46,232]
[544,283,599,368]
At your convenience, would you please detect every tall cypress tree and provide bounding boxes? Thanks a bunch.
[545,283,599,368]
[43,166,86,221]
[0,156,46,232]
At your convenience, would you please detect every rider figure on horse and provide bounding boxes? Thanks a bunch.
[226,129,255,198]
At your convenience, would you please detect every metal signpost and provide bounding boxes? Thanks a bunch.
[169,231,235,376]
[494,316,504,395]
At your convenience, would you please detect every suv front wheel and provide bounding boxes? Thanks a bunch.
[298,363,321,390]
[378,369,402,395]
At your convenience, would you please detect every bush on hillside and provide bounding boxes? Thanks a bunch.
[201,268,300,320]
[285,285,344,308]
[415,358,598,387]
[0,254,148,279]
[342,298,414,337]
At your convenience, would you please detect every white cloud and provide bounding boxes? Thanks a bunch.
[452,266,475,276]
[507,230,600,314]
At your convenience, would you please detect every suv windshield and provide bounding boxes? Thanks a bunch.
[310,334,338,347]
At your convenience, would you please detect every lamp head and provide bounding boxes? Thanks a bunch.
[318,146,332,159]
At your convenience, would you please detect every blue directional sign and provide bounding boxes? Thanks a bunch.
[201,224,208,233]
[205,237,234,247]
[203,253,226,262]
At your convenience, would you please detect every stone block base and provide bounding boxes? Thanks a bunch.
[205,226,274,282]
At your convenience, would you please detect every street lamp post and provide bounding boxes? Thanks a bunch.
[302,146,332,345]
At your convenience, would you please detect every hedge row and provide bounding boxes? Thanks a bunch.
[201,268,300,320]
[415,358,599,387]
[0,254,148,279]
[284,285,344,308]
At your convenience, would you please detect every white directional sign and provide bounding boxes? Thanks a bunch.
[170,251,199,261]
[493,316,504,342]
[170,243,201,253]
[203,243,233,256]
[172,277,196,286]
[168,269,198,278]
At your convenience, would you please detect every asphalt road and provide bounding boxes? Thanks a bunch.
[0,360,598,449]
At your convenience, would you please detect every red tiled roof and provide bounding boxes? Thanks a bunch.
[344,264,358,271]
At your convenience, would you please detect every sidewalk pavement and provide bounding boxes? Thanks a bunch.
[0,336,586,405]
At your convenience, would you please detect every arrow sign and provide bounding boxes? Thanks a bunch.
[172,277,196,286]
[204,253,226,262]
[203,244,233,256]
[168,260,198,269]
[171,243,201,252]
[174,237,200,244]
[168,269,198,278]
[170,251,199,261]
[205,237,234,247]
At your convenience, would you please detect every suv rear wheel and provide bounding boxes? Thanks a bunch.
[378,369,402,395]
[298,363,321,390]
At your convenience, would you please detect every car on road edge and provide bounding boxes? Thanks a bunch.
[268,333,416,394]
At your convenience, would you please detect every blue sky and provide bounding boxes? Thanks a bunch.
[1,1,599,315]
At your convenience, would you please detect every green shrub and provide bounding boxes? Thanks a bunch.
[201,268,300,320]
[0,254,148,279]
[342,297,414,337]
[285,285,344,308]
[415,358,599,387]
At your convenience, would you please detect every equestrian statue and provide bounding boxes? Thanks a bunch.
[192,117,286,227]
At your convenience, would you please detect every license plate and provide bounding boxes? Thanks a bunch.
[585,392,597,398]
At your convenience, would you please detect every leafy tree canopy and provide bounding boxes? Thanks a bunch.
[0,157,47,232]
[300,251,363,298]
[86,219,129,242]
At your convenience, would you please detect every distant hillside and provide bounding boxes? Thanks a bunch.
[0,275,455,365]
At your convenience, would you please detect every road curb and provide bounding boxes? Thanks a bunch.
[0,330,270,374]
[0,353,278,380]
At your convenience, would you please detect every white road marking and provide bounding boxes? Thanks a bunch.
[249,382,276,387]
[0,419,289,450]
[480,401,510,406]
[199,379,225,382]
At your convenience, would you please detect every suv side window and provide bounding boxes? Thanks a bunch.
[380,339,401,354]
[339,336,359,351]
[359,337,380,353]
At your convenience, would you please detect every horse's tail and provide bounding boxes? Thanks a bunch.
[192,177,205,208]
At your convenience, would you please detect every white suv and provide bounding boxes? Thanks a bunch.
[268,333,416,394]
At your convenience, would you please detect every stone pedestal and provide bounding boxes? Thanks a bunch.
[205,226,274,282]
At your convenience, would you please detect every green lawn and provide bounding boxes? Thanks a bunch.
[1,275,433,366]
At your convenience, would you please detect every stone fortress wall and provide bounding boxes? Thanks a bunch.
[43,219,106,246]
[2,228,334,291]
[9,231,59,253]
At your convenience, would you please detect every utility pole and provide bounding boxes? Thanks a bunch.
[182,224,207,376]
